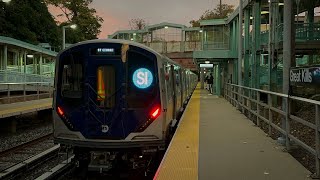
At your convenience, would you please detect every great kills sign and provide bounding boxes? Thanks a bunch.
[290,67,320,85]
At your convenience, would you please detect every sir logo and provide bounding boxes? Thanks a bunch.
[133,68,153,89]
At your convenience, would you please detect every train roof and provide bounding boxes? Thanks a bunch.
[58,39,189,71]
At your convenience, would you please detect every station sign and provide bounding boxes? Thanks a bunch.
[200,64,213,68]
[133,68,153,89]
[290,67,320,85]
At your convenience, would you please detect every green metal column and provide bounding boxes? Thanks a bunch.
[200,67,205,89]
[216,64,221,96]
[39,54,43,76]
[238,0,243,87]
[24,51,27,75]
[3,45,7,71]
[244,8,250,88]
[232,20,236,54]
[252,1,261,88]
[308,6,315,64]
[4,45,7,81]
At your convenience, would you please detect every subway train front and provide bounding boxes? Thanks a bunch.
[53,39,197,175]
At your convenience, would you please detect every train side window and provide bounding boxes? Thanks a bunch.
[175,69,180,88]
[61,54,83,99]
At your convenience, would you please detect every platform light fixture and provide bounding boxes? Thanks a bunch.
[205,61,210,64]
[261,11,269,15]
[27,54,34,58]
[250,17,253,20]
[133,33,136,36]
[70,24,77,29]
[130,38,134,41]
[164,26,169,29]
[278,3,284,6]
[2,0,11,3]
[199,30,203,33]
[62,24,77,49]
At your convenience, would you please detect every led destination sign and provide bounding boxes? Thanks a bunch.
[290,67,320,85]
[91,48,116,55]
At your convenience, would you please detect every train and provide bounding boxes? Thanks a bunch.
[53,39,198,175]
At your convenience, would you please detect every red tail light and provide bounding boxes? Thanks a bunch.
[57,106,64,116]
[150,106,160,119]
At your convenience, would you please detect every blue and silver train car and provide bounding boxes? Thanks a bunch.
[53,39,197,172]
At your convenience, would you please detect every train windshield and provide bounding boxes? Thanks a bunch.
[127,50,158,108]
[97,65,116,108]
[60,53,83,99]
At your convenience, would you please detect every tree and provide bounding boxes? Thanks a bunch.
[0,0,60,47]
[129,18,146,30]
[190,4,234,27]
[45,0,104,43]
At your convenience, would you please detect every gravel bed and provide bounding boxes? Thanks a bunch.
[0,139,55,172]
[0,120,53,152]
[247,105,317,174]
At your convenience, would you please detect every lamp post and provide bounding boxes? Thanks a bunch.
[62,24,77,50]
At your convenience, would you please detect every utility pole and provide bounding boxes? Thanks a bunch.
[220,0,222,16]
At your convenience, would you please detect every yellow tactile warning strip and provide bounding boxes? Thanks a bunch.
[154,85,200,180]
[0,98,52,118]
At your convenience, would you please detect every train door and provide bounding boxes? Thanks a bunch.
[163,63,174,126]
[174,66,181,113]
[180,69,184,107]
[170,65,176,120]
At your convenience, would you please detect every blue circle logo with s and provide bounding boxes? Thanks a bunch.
[133,68,153,89]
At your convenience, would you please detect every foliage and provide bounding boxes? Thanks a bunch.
[0,0,60,47]
[129,18,147,30]
[45,0,104,43]
[190,4,234,27]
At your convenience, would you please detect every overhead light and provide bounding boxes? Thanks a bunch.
[2,0,11,3]
[278,3,284,6]
[250,17,253,20]
[205,61,210,64]
[70,24,77,29]
[27,55,34,58]
[133,33,136,36]
[261,11,269,15]
[164,26,169,29]
[130,38,134,41]
[199,30,203,33]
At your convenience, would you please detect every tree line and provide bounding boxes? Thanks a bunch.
[0,0,103,51]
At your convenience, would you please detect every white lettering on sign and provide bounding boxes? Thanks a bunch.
[137,72,149,85]
[133,68,153,89]
[290,68,312,83]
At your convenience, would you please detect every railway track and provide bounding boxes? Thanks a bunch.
[0,133,60,179]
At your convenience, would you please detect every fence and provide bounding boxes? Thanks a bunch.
[0,70,54,84]
[0,82,53,104]
[224,83,320,177]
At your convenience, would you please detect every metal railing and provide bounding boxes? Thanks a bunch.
[0,70,54,84]
[203,41,229,50]
[144,41,202,53]
[0,82,53,104]
[224,83,320,177]
[277,23,320,42]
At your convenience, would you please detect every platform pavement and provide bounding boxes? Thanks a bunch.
[0,98,52,119]
[155,87,311,180]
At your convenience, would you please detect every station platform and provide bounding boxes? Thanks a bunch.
[0,98,52,119]
[154,86,311,180]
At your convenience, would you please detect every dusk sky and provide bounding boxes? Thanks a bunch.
[49,0,238,38]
